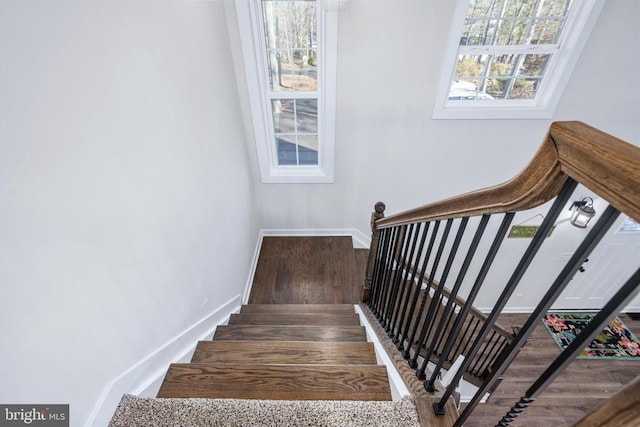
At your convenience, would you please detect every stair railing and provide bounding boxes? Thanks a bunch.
[362,121,640,426]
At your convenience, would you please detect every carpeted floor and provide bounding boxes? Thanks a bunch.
[109,394,421,427]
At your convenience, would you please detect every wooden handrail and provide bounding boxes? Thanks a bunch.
[376,121,640,229]
[553,121,640,223]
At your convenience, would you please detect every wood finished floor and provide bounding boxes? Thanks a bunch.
[249,236,640,426]
[462,312,640,427]
[248,236,364,304]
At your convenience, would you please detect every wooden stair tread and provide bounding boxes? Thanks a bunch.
[157,363,392,401]
[213,325,368,342]
[228,312,361,326]
[240,304,356,314]
[414,395,458,427]
[192,341,377,365]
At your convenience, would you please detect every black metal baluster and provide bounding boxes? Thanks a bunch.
[430,213,514,406]
[442,178,577,425]
[392,223,423,344]
[409,219,454,369]
[387,225,414,336]
[455,316,480,359]
[481,339,508,379]
[375,226,396,320]
[434,305,457,356]
[422,215,492,391]
[395,224,429,349]
[416,218,469,380]
[370,227,391,317]
[368,227,388,315]
[377,227,399,323]
[496,265,640,427]
[451,314,476,361]
[402,221,438,359]
[452,196,622,427]
[471,331,499,376]
[384,225,410,331]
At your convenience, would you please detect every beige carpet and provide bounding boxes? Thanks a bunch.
[109,394,420,427]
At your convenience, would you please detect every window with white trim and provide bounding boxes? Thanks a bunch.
[234,0,337,183]
[433,0,604,119]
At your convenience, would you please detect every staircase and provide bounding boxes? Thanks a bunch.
[157,303,393,401]
[110,122,640,426]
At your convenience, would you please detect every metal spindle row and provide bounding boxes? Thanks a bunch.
[367,210,520,397]
[368,177,639,425]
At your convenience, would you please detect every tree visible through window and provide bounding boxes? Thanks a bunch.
[433,0,603,119]
[261,0,319,166]
[451,0,573,101]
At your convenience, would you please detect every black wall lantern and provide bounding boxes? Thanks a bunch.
[569,197,596,228]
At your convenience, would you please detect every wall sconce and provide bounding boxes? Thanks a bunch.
[569,197,596,228]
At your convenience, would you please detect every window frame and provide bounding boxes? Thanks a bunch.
[234,0,337,183]
[432,0,605,120]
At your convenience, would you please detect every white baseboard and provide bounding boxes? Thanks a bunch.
[260,228,371,248]
[242,232,265,304]
[85,295,242,427]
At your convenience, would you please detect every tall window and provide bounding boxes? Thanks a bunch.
[262,1,319,166]
[234,0,337,183]
[433,0,604,119]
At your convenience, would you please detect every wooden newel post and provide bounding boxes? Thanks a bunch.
[362,201,385,302]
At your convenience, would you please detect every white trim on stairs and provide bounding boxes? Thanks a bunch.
[260,228,371,248]
[354,304,410,401]
[85,295,242,427]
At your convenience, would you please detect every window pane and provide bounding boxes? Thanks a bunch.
[295,99,317,133]
[275,135,318,166]
[489,56,517,77]
[263,0,318,92]
[292,49,317,91]
[272,99,295,133]
[461,19,495,46]
[451,52,551,101]
[262,1,289,50]
[288,1,316,49]
[276,134,298,165]
[297,135,318,165]
[268,51,294,92]
[485,78,508,99]
[273,98,318,165]
[508,78,539,99]
[531,18,564,44]
[466,0,503,18]
[519,54,550,77]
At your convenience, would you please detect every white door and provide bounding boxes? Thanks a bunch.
[551,217,640,311]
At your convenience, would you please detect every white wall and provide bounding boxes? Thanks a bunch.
[0,1,258,425]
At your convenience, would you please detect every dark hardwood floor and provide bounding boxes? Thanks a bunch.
[248,236,363,304]
[248,236,640,426]
[462,312,640,427]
